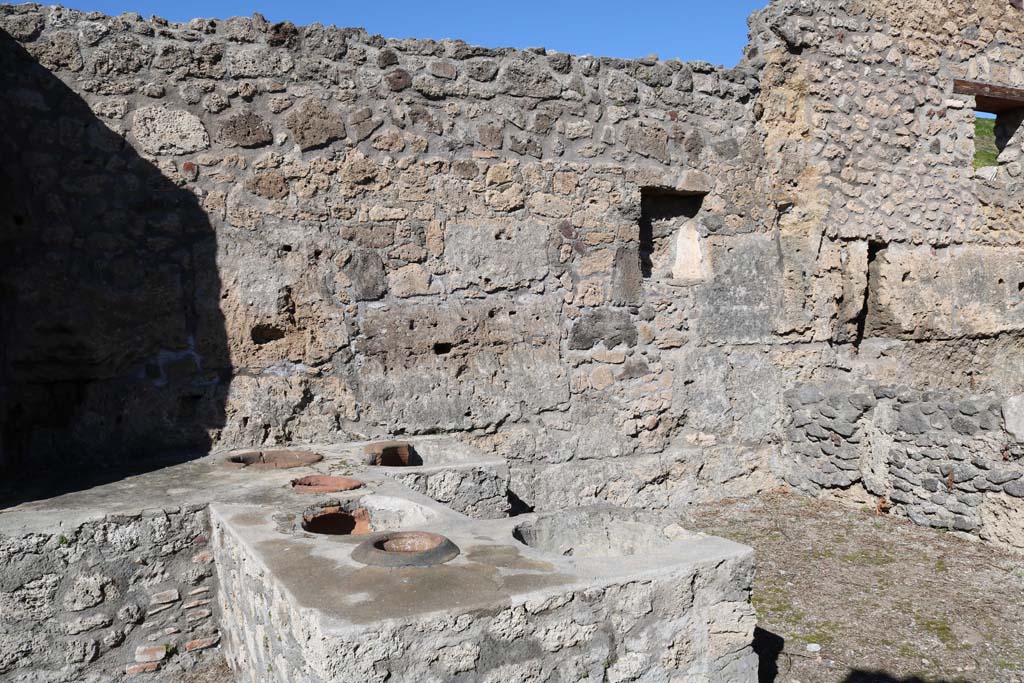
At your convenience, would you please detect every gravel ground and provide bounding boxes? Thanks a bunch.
[682,490,1024,683]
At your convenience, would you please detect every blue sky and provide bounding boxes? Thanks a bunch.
[43,0,768,66]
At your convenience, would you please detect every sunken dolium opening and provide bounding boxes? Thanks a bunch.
[513,506,697,558]
[226,449,323,470]
[351,531,460,567]
[363,440,423,467]
[290,474,364,494]
[380,532,441,553]
[296,496,436,537]
[301,504,373,536]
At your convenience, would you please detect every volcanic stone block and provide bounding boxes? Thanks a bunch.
[286,99,345,150]
[385,68,412,91]
[500,60,561,98]
[1003,395,1024,442]
[466,59,499,81]
[30,31,82,70]
[351,296,567,431]
[867,244,1024,340]
[692,235,782,344]
[131,106,210,155]
[220,111,273,148]
[445,220,550,291]
[226,46,293,77]
[622,121,669,162]
[610,245,642,305]
[568,308,637,350]
[344,250,387,301]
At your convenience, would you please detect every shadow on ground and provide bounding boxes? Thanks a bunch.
[844,674,974,683]
[0,30,230,504]
[755,626,785,682]
[756,626,976,683]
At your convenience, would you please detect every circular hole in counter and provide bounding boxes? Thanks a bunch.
[512,506,696,558]
[351,531,460,567]
[226,449,323,470]
[380,533,442,553]
[363,441,422,467]
[291,475,364,494]
[302,505,373,535]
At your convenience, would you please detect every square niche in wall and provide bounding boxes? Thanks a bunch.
[639,187,708,284]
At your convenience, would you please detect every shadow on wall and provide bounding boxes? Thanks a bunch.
[756,627,975,683]
[0,31,230,502]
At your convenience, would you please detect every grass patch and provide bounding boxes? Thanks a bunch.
[897,642,922,659]
[752,585,806,624]
[918,616,958,649]
[974,117,999,169]
[792,621,841,649]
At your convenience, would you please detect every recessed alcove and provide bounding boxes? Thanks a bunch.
[639,187,707,283]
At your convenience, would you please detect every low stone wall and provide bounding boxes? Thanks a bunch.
[211,513,306,682]
[783,382,1024,551]
[0,438,761,682]
[0,508,221,681]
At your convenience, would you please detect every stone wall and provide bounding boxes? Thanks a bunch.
[0,2,770,509]
[0,508,221,680]
[2,0,1024,551]
[783,382,1024,544]
[749,0,1024,550]
[0,10,229,471]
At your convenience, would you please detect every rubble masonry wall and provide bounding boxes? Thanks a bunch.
[2,0,1024,549]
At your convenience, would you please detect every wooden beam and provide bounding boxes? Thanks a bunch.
[954,79,1024,113]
